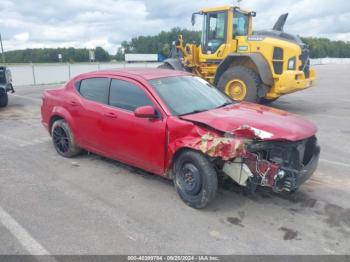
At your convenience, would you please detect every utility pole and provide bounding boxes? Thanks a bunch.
[0,32,5,64]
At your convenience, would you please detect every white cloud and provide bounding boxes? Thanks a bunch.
[13,32,29,42]
[0,0,349,54]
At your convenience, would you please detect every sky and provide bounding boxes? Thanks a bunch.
[0,0,350,54]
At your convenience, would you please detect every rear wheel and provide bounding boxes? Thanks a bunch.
[174,150,218,209]
[51,119,81,158]
[217,66,261,102]
[0,92,8,107]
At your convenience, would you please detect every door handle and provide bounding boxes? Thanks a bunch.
[69,101,79,106]
[103,112,118,119]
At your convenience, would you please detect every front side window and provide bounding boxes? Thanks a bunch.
[149,76,232,116]
[233,10,249,37]
[202,12,227,53]
[109,79,153,111]
[79,77,110,104]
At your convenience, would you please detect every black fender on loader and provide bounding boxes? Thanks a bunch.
[158,58,187,71]
[214,53,273,87]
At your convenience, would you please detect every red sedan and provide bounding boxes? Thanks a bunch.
[41,68,320,208]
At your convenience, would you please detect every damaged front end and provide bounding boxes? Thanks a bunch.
[222,135,320,193]
[167,116,319,193]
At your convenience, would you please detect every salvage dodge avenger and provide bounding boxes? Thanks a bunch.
[41,68,320,208]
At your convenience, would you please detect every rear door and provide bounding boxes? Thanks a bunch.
[73,77,111,154]
[102,77,167,174]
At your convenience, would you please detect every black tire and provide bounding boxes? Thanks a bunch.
[157,63,174,69]
[217,66,261,102]
[260,97,278,105]
[51,119,81,158]
[0,92,8,107]
[174,150,218,209]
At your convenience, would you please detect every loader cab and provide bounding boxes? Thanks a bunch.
[201,11,227,55]
[194,6,254,60]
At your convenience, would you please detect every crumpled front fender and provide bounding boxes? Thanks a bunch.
[166,117,247,172]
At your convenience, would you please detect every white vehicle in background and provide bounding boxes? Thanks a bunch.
[125,53,158,62]
[0,66,15,107]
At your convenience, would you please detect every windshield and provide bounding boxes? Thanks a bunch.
[233,10,249,36]
[148,76,232,116]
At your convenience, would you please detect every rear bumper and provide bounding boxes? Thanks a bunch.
[267,68,316,98]
[0,84,15,93]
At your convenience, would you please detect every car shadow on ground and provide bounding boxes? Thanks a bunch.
[49,147,350,240]
[75,151,320,213]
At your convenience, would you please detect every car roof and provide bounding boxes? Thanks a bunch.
[82,67,191,81]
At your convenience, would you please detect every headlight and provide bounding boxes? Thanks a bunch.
[288,56,296,70]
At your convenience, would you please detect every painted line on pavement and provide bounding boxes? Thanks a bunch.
[320,158,350,168]
[0,206,50,255]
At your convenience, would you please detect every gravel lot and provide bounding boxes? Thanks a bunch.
[0,64,349,255]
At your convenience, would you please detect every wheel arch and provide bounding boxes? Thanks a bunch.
[167,146,210,177]
[214,53,273,86]
[49,107,77,136]
[49,115,64,133]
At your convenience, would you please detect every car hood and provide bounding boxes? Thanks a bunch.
[180,102,317,141]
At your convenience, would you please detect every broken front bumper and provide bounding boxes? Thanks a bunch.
[292,143,320,188]
[223,137,320,193]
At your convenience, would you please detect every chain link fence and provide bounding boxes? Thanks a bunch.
[5,59,350,86]
[7,62,162,86]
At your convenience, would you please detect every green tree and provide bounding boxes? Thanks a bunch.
[94,46,110,62]
[115,47,125,61]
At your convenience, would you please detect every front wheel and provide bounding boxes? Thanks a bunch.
[174,150,218,209]
[0,92,8,107]
[217,66,262,102]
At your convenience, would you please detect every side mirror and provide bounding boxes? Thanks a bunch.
[134,106,157,118]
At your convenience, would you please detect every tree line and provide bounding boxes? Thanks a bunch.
[2,28,350,63]
[2,46,110,63]
[300,37,350,58]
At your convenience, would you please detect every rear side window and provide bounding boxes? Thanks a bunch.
[109,79,153,111]
[79,78,110,104]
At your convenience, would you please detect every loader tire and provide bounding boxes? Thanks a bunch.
[217,66,261,102]
[0,92,8,107]
[174,150,218,209]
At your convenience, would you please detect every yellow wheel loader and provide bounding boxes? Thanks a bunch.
[159,6,316,103]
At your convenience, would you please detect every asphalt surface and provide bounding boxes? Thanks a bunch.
[0,64,349,255]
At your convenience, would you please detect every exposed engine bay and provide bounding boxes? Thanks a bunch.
[220,136,320,193]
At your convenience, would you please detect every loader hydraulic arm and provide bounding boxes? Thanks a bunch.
[175,35,187,58]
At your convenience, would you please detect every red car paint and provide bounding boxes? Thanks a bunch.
[181,102,317,141]
[41,68,317,181]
